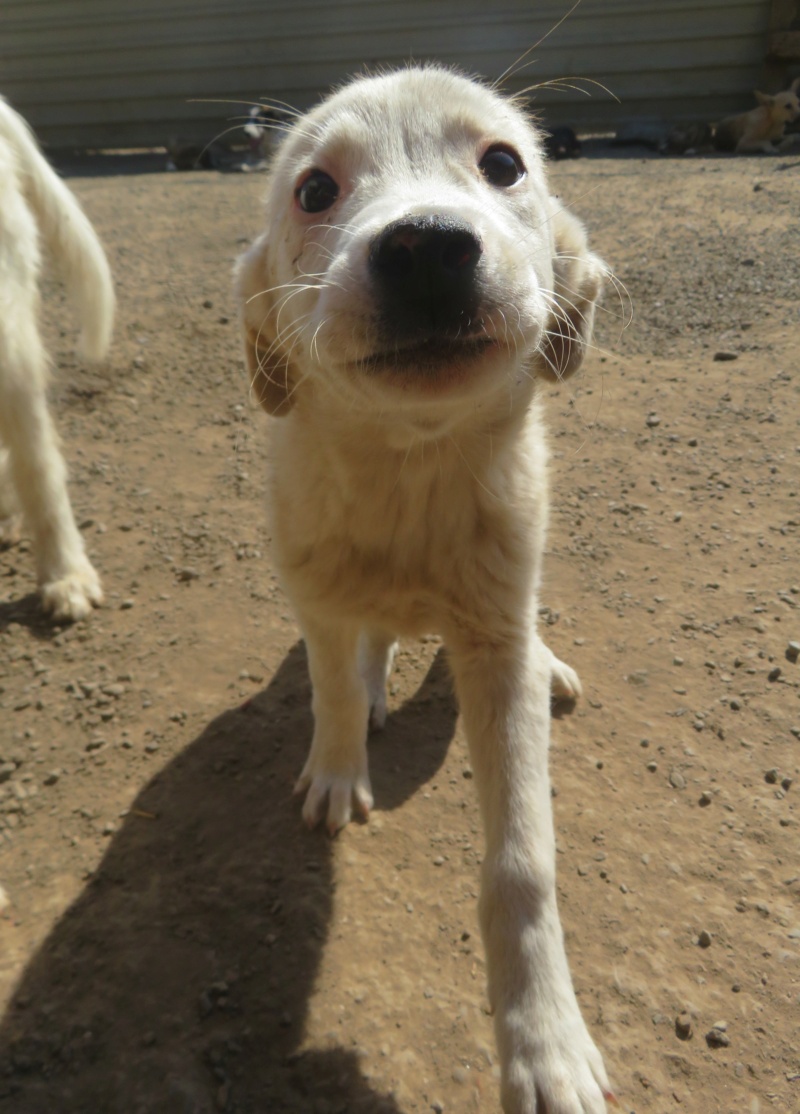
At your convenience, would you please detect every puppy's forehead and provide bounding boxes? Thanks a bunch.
[293,68,534,172]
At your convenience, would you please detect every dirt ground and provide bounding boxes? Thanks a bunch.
[0,145,798,1114]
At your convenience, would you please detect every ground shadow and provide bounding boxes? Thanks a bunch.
[0,643,457,1114]
[0,591,66,643]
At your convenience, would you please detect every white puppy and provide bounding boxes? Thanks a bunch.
[0,97,114,621]
[237,67,613,1113]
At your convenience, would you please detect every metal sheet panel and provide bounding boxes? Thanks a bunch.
[0,0,772,149]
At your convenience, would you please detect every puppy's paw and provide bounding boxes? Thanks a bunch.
[294,757,373,835]
[40,564,103,622]
[501,1018,612,1114]
[368,688,388,731]
[0,516,21,548]
[549,652,582,701]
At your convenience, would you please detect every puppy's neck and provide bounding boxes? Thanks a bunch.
[295,375,538,453]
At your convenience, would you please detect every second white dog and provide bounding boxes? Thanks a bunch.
[238,67,612,1113]
[0,97,114,621]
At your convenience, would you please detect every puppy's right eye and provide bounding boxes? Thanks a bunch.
[296,170,339,213]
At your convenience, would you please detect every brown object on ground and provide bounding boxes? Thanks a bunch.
[0,152,798,1113]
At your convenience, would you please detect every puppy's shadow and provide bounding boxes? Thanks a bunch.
[0,591,65,642]
[0,643,457,1114]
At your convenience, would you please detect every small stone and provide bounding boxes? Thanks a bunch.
[432,856,445,866]
[43,769,61,786]
[699,791,713,806]
[675,1014,692,1040]
[786,641,800,664]
[698,929,712,948]
[462,767,473,779]
[781,776,793,792]
[646,760,658,772]
[713,351,738,362]
[646,413,661,427]
[767,666,782,682]
[431,1102,445,1114]
[669,769,686,790]
[120,599,135,610]
[765,768,779,784]
[706,1026,730,1048]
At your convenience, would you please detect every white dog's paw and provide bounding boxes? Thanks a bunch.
[40,564,103,622]
[360,633,397,731]
[294,755,373,835]
[548,651,582,701]
[368,687,388,731]
[501,1019,613,1114]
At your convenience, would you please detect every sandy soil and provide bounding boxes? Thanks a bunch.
[0,147,798,1114]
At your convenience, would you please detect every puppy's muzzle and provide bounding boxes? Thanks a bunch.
[369,216,483,341]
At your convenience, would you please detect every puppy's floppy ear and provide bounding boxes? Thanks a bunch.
[235,234,297,416]
[536,201,606,382]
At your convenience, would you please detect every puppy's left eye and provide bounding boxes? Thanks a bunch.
[479,144,526,187]
[296,170,339,213]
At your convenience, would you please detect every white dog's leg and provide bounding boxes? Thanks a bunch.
[545,643,582,701]
[295,616,373,834]
[0,284,101,623]
[450,631,611,1114]
[358,627,398,730]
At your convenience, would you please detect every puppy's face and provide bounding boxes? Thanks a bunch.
[756,84,800,126]
[238,68,604,418]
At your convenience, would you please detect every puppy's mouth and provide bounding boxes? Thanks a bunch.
[357,332,500,379]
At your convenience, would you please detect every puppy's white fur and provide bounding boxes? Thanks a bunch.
[0,97,114,621]
[237,68,610,1113]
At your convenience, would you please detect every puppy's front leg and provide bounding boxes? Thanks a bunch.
[450,632,611,1114]
[295,615,373,834]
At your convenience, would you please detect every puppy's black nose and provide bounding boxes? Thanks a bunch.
[369,216,482,336]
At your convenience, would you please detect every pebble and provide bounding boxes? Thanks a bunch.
[765,768,779,784]
[699,791,713,806]
[706,1025,730,1048]
[646,413,661,427]
[698,929,712,948]
[669,769,686,790]
[43,770,60,786]
[646,760,658,772]
[767,666,782,682]
[786,641,800,664]
[675,1014,692,1040]
[713,351,738,362]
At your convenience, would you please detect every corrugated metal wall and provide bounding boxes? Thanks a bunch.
[0,0,772,150]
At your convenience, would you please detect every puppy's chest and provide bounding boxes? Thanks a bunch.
[274,454,535,630]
